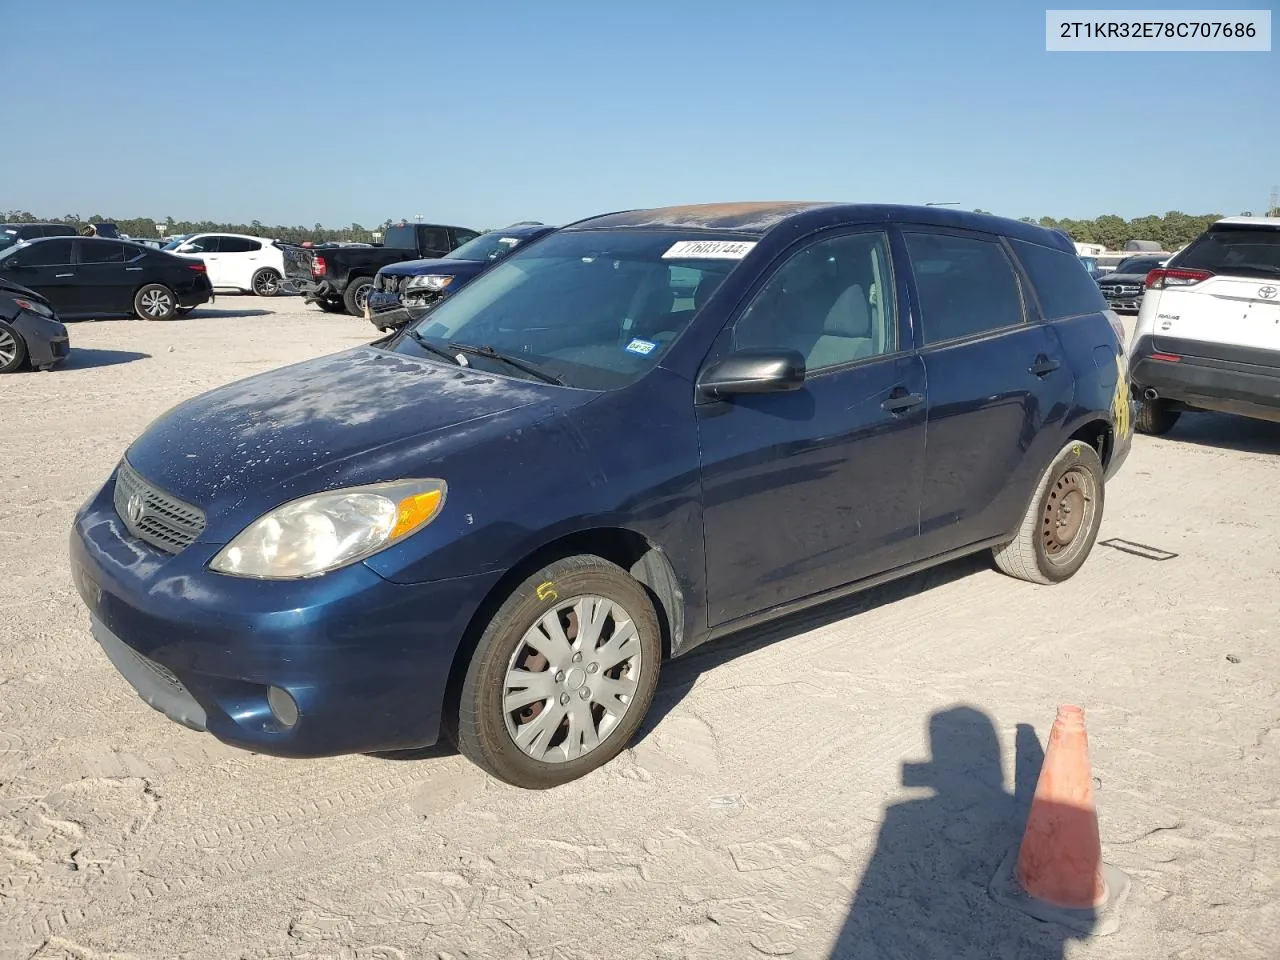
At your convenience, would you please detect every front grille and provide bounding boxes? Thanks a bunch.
[113,459,206,554]
[1103,284,1141,298]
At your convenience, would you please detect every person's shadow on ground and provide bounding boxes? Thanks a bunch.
[828,707,1097,959]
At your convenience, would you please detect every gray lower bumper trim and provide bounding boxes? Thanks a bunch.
[91,618,208,732]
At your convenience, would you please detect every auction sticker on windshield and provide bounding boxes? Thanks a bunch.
[662,240,756,259]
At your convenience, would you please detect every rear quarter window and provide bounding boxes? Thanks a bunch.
[1009,239,1107,320]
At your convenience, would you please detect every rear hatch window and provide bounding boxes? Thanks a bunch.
[1174,227,1280,281]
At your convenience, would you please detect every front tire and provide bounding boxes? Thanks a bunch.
[456,555,662,789]
[316,298,346,314]
[342,277,373,316]
[0,321,28,373]
[993,440,1106,585]
[134,284,178,321]
[251,268,281,297]
[1134,396,1180,435]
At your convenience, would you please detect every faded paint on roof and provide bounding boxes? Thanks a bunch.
[573,202,839,234]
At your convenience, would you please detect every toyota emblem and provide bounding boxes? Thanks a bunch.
[1260,285,1278,300]
[126,491,145,524]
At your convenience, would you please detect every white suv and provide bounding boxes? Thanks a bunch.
[1129,217,1280,434]
[166,233,286,296]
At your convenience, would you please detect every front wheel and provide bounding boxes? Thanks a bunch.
[993,439,1105,585]
[134,284,178,321]
[342,278,373,316]
[251,268,281,297]
[456,555,663,788]
[0,320,28,373]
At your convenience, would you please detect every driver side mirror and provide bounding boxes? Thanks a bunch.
[697,348,806,399]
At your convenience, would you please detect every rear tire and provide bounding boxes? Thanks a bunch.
[134,284,178,321]
[251,268,281,297]
[456,555,662,789]
[342,277,373,316]
[0,321,28,373]
[993,440,1105,585]
[1135,396,1180,435]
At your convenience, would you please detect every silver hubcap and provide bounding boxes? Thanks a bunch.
[141,289,171,317]
[0,328,17,366]
[503,595,643,763]
[355,285,370,310]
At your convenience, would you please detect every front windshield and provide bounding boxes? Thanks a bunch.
[449,231,540,263]
[161,237,186,250]
[388,229,745,389]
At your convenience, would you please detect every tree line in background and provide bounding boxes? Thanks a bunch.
[5,207,1278,251]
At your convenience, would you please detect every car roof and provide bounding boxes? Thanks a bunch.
[1213,216,1280,228]
[1,222,69,228]
[187,232,271,240]
[564,201,1074,250]
[488,223,556,237]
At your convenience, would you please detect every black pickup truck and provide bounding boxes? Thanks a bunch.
[283,221,482,315]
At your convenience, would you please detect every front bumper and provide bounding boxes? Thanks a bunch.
[1100,290,1144,312]
[1130,334,1280,424]
[69,474,502,758]
[13,311,70,369]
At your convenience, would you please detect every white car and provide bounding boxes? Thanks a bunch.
[164,233,286,296]
[1129,216,1280,434]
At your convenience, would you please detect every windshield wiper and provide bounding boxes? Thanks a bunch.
[403,327,461,365]
[447,342,564,385]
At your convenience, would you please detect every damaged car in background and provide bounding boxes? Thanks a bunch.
[367,223,557,332]
[0,277,70,373]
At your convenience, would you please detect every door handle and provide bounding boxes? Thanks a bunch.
[55,273,74,278]
[881,388,925,414]
[1030,355,1060,377]
[125,267,142,272]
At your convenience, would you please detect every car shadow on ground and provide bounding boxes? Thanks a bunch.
[371,554,993,766]
[60,348,151,370]
[1159,412,1280,455]
[635,553,991,742]
[826,706,1096,958]
[183,307,272,319]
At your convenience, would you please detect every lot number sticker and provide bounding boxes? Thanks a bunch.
[662,240,756,260]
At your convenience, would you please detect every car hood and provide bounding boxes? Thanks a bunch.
[0,276,49,305]
[124,346,573,519]
[380,257,489,278]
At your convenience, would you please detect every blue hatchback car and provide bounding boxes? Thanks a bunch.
[70,202,1133,788]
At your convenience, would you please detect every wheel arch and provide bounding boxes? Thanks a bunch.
[438,526,685,739]
[1065,416,1115,469]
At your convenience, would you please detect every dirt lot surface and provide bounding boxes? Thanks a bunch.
[2,298,1277,959]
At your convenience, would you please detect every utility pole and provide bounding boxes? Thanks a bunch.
[1269,186,1279,217]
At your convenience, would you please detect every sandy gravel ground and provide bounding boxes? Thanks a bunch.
[1,298,1277,960]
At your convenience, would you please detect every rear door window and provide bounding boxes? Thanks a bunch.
[77,238,128,264]
[1008,238,1106,320]
[183,235,220,253]
[219,236,262,253]
[904,231,1025,344]
[1174,227,1280,281]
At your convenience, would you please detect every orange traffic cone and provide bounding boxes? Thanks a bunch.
[989,705,1131,935]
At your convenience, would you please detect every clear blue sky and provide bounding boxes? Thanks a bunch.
[4,0,1276,228]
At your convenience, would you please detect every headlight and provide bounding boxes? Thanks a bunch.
[209,479,446,579]
[14,297,54,318]
[406,274,454,292]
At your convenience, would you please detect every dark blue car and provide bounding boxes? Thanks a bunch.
[70,202,1133,789]
[366,222,557,331]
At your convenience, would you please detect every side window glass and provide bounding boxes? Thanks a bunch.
[78,239,127,264]
[1009,239,1106,320]
[904,231,1025,344]
[733,231,897,372]
[220,237,260,253]
[420,227,450,252]
[184,236,218,253]
[14,239,75,267]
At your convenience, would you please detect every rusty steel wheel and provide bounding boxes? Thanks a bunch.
[1040,467,1097,567]
[993,440,1106,585]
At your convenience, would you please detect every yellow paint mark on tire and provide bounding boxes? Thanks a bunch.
[535,581,558,603]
